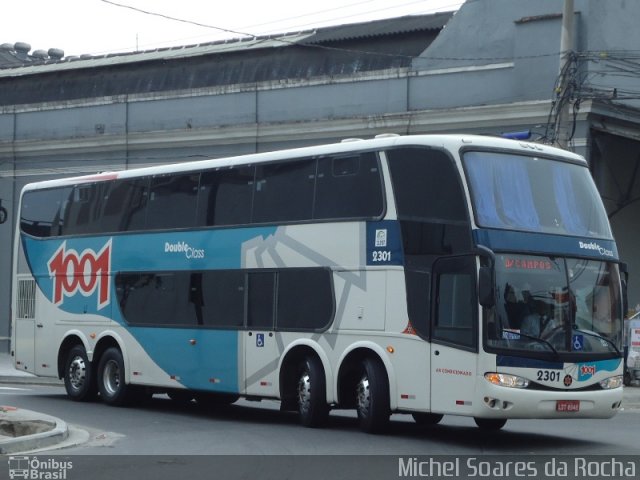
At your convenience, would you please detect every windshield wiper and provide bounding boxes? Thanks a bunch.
[572,327,622,356]
[502,330,559,357]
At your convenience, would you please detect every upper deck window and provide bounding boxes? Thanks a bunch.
[387,147,467,223]
[20,187,71,237]
[463,151,612,239]
[20,152,384,238]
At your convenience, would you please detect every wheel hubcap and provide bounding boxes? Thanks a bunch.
[356,374,371,417]
[103,359,121,396]
[298,370,311,414]
[68,356,86,391]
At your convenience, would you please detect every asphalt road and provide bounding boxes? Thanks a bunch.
[2,383,640,480]
[1,383,639,456]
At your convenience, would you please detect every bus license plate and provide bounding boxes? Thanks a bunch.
[556,400,580,412]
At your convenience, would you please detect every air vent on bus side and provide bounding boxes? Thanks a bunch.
[17,279,36,319]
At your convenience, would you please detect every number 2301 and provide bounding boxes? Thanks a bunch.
[372,250,392,262]
[537,370,561,382]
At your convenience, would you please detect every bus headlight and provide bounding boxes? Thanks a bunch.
[599,375,623,390]
[484,373,529,389]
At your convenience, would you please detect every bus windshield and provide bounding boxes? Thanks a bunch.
[463,151,612,239]
[487,254,623,356]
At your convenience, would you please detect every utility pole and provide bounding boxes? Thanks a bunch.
[555,0,574,149]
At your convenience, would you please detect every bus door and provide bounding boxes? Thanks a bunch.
[243,272,280,397]
[430,256,479,415]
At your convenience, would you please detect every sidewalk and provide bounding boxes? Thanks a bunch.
[0,353,67,454]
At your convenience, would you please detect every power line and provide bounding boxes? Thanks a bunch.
[254,0,464,35]
[97,0,554,64]
[98,0,256,39]
[98,0,466,53]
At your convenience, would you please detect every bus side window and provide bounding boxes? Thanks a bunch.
[101,178,149,232]
[200,270,245,328]
[314,153,384,220]
[247,272,276,329]
[147,173,199,230]
[276,269,334,331]
[61,184,103,235]
[20,187,71,238]
[252,160,315,224]
[387,147,470,256]
[116,272,198,326]
[197,167,254,227]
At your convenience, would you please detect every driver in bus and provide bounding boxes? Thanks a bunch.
[520,287,573,339]
[520,295,551,338]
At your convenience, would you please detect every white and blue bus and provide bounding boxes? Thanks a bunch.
[12,134,626,432]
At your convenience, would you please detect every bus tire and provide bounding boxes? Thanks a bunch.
[474,418,507,431]
[98,347,132,406]
[356,357,390,434]
[63,345,97,402]
[412,412,443,426]
[297,356,329,428]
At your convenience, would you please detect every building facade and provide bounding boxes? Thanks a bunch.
[1,0,640,350]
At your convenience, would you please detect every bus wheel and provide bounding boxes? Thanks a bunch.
[98,348,132,406]
[297,356,329,428]
[63,345,97,401]
[412,413,443,426]
[474,418,507,431]
[356,357,390,434]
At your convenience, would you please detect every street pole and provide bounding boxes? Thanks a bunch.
[555,0,574,149]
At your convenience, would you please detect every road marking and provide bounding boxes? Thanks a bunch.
[0,386,31,391]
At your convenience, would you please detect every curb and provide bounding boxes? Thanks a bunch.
[0,409,68,454]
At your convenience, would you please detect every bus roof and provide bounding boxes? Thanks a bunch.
[21,134,586,192]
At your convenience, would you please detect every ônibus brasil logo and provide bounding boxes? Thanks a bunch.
[47,239,112,310]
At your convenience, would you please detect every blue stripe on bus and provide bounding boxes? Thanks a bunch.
[128,326,239,393]
[473,229,619,261]
[23,227,278,316]
[22,227,278,393]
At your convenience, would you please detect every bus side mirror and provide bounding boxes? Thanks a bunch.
[479,266,495,308]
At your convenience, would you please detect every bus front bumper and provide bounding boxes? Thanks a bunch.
[474,382,623,419]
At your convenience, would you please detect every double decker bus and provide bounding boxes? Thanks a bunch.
[12,134,625,432]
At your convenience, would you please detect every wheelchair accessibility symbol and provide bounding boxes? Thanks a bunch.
[256,333,265,348]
